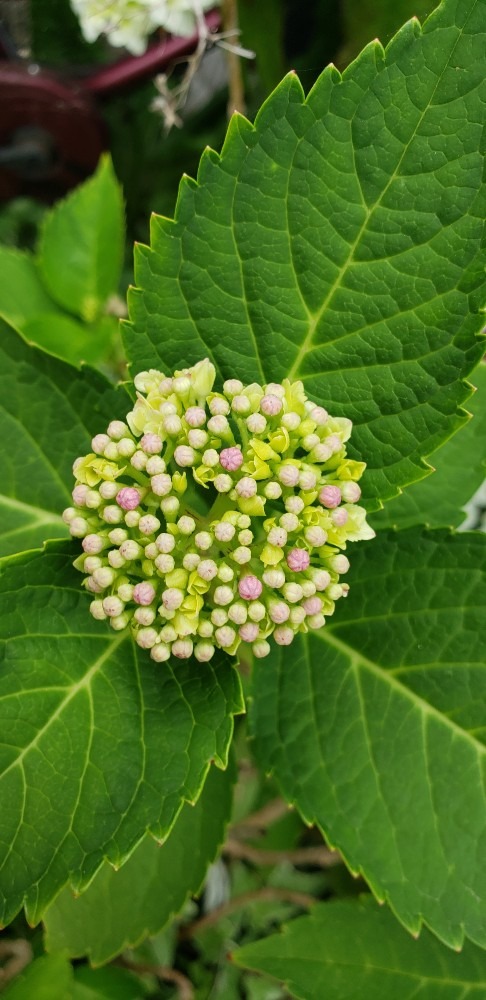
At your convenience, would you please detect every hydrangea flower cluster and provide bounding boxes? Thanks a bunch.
[71,0,214,55]
[63,359,374,663]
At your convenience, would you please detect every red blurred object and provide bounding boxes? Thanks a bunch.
[0,9,221,200]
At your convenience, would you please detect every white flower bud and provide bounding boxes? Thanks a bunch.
[102,505,123,524]
[307,613,326,630]
[301,580,316,597]
[162,588,184,610]
[236,477,257,498]
[198,619,214,638]
[125,510,140,527]
[214,521,236,542]
[238,515,251,529]
[155,553,175,573]
[120,539,142,560]
[274,626,295,645]
[302,433,320,450]
[173,376,191,396]
[172,638,194,658]
[214,585,234,606]
[207,415,230,436]
[84,556,102,573]
[108,420,128,440]
[108,528,128,545]
[278,464,300,487]
[185,405,207,426]
[289,605,306,625]
[309,569,332,591]
[131,450,148,470]
[195,642,215,662]
[269,600,290,624]
[279,513,299,532]
[118,583,134,602]
[136,628,159,649]
[309,406,328,426]
[110,613,130,631]
[145,456,166,475]
[223,379,243,397]
[264,481,282,500]
[246,413,267,434]
[118,437,136,458]
[299,470,317,490]
[151,644,171,662]
[218,563,234,582]
[85,577,102,594]
[211,608,228,627]
[160,496,180,517]
[159,401,177,416]
[262,568,286,588]
[248,601,266,622]
[134,607,156,626]
[239,622,259,642]
[90,599,106,620]
[177,515,196,535]
[159,624,177,642]
[183,552,200,571]
[158,377,173,394]
[305,526,327,548]
[198,559,218,581]
[310,443,333,463]
[195,531,212,550]
[62,506,76,524]
[231,394,251,414]
[329,554,350,574]
[267,526,287,547]
[99,484,119,504]
[70,516,89,537]
[108,549,125,569]
[92,433,110,454]
[253,640,271,658]
[285,495,305,514]
[282,583,303,603]
[265,382,285,398]
[327,583,344,600]
[214,474,233,493]
[215,625,236,648]
[188,429,208,449]
[102,594,124,617]
[93,566,116,588]
[231,546,251,564]
[228,601,247,624]
[281,412,301,430]
[164,414,183,436]
[341,481,362,503]
[72,484,89,506]
[209,397,230,416]
[238,529,253,546]
[260,394,282,417]
[202,448,220,467]
[151,473,172,496]
[82,533,105,554]
[103,442,119,461]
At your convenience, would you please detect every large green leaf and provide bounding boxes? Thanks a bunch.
[0,543,242,926]
[250,527,486,948]
[0,318,125,557]
[125,0,485,506]
[44,759,235,964]
[1,954,72,1000]
[38,156,124,323]
[0,247,61,325]
[371,361,486,529]
[235,896,486,999]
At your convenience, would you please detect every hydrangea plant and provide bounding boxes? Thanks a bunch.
[0,0,485,994]
[71,0,215,53]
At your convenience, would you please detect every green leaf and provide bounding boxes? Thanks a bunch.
[1,954,72,1000]
[125,0,485,506]
[0,543,243,925]
[22,313,118,367]
[44,759,235,964]
[0,247,62,325]
[72,965,149,1000]
[38,156,125,322]
[0,318,125,557]
[250,527,486,948]
[235,896,486,999]
[371,361,486,529]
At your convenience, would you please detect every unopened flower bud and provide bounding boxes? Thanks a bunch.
[287,548,310,572]
[202,448,220,467]
[117,487,141,511]
[260,394,282,416]
[308,613,326,629]
[198,620,214,638]
[239,622,259,642]
[162,588,184,610]
[99,481,119,500]
[188,429,208,449]
[90,599,106,620]
[70,516,89,537]
[299,470,317,490]
[253,640,271,658]
[281,412,301,430]
[102,595,124,617]
[267,526,287,547]
[248,601,266,622]
[125,510,140,527]
[214,585,234,606]
[155,553,175,573]
[232,546,251,564]
[146,456,166,475]
[280,512,299,533]
[311,443,333,463]
[278,465,300,487]
[108,420,128,440]
[134,607,156,626]
[93,566,116,588]
[218,564,234,582]
[160,496,180,518]
[215,625,236,647]
[183,552,200,571]
[207,415,230,436]
[120,539,142,560]
[185,405,207,427]
[140,432,163,454]
[174,445,196,467]
[228,601,247,624]
[151,643,171,662]
[310,569,332,591]
[173,376,191,396]
[85,490,102,509]
[329,554,350,573]
[92,433,110,454]
[246,413,267,434]
[289,605,306,625]
[319,485,341,508]
[274,626,294,645]
[177,515,196,535]
[82,533,105,554]
[214,521,235,542]
[108,549,125,569]
[118,583,134,602]
[72,484,89,505]
[214,474,233,493]
[303,596,323,615]
[164,414,183,436]
[268,600,290,624]
[264,482,282,500]
[262,568,286,588]
[131,450,148,470]
[211,608,228,627]
[133,582,156,606]
[139,515,160,536]
[341,481,361,503]
[223,379,243,397]
[309,406,328,426]
[118,438,136,458]
[151,474,172,496]
[194,642,215,662]
[62,507,76,524]
[198,559,218,581]
[283,583,303,603]
[332,508,348,526]
[302,433,320,450]
[232,394,251,415]
[236,477,257,499]
[103,442,119,461]
[305,526,327,547]
[220,447,244,471]
[136,627,159,649]
[84,556,102,573]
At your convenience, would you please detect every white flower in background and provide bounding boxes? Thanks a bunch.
[71,0,215,55]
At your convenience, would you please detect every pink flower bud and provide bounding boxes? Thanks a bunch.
[309,406,328,426]
[162,588,184,610]
[72,484,89,506]
[82,533,104,554]
[260,394,282,416]
[239,622,259,642]
[117,487,141,510]
[133,582,156,606]
[332,508,348,526]
[141,432,163,454]
[220,447,244,471]
[319,485,342,509]
[286,549,310,572]
[303,596,323,615]
[185,406,207,427]
[238,575,263,600]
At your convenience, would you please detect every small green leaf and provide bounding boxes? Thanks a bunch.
[0,543,243,925]
[250,527,486,948]
[371,361,486,529]
[44,759,235,964]
[22,313,117,367]
[125,0,485,507]
[1,954,72,1000]
[38,156,124,322]
[72,964,149,1000]
[0,246,62,325]
[235,896,486,999]
[0,319,125,557]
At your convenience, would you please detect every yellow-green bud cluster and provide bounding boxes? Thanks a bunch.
[63,359,374,663]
